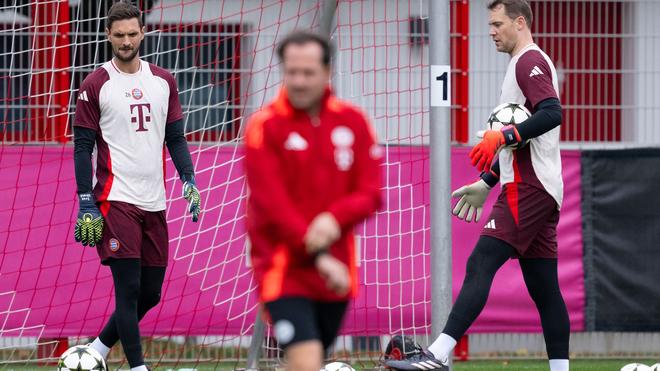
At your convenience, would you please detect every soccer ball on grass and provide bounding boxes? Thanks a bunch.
[57,345,107,371]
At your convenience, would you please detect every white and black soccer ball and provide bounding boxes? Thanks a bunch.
[649,363,660,371]
[321,361,356,371]
[58,345,107,371]
[487,102,532,149]
[621,363,652,371]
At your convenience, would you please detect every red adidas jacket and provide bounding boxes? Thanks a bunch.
[244,87,382,302]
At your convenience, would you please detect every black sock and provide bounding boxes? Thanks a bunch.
[520,258,570,360]
[442,236,514,340]
[100,259,143,368]
[98,265,166,351]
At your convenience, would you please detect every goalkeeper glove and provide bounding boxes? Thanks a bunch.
[74,193,104,247]
[451,179,492,223]
[182,177,201,222]
[469,126,521,172]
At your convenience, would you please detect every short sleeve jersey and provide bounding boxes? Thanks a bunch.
[73,59,183,211]
[498,43,563,208]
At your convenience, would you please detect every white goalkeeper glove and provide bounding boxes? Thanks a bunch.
[451,179,491,223]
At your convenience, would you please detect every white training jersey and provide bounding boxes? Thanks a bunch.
[74,59,183,211]
[497,43,563,208]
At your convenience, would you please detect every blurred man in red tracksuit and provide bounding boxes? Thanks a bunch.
[244,31,382,371]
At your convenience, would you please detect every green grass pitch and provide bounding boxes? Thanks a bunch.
[1,359,656,370]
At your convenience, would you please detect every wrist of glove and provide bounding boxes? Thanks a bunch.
[451,179,491,223]
[74,193,104,247]
[78,192,96,209]
[480,168,500,188]
[501,125,522,147]
[470,126,521,172]
[182,176,201,223]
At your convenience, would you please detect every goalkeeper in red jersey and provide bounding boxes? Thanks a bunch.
[72,2,200,370]
[244,31,382,371]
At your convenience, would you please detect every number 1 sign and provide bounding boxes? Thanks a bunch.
[430,65,451,107]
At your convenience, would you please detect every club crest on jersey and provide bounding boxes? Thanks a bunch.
[131,88,143,100]
[331,126,355,147]
[331,126,355,171]
[109,238,120,252]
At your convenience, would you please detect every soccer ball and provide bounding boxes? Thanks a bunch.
[649,364,660,371]
[58,345,107,371]
[487,102,532,149]
[621,363,651,371]
[321,361,356,371]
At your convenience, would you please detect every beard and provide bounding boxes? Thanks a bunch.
[496,42,513,54]
[112,46,140,62]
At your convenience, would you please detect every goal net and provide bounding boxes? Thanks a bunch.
[0,0,437,369]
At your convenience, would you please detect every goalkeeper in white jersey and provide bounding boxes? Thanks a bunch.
[72,2,201,370]
[385,1,569,371]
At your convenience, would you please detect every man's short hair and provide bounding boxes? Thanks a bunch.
[488,0,533,29]
[276,31,333,66]
[107,1,143,30]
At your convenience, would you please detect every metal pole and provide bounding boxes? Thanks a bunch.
[245,309,266,371]
[319,0,338,37]
[429,0,452,349]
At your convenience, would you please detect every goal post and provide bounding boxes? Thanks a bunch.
[428,0,452,343]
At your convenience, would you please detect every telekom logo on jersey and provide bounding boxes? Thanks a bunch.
[129,103,151,132]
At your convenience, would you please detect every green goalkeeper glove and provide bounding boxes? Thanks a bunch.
[74,193,104,247]
[183,177,201,222]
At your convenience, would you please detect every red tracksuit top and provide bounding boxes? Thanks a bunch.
[244,87,383,302]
